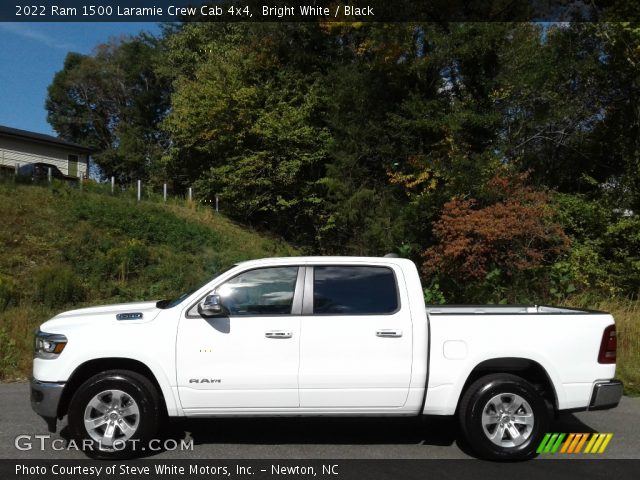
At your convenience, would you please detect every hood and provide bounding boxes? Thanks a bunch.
[40,301,162,332]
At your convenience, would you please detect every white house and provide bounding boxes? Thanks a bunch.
[0,125,91,178]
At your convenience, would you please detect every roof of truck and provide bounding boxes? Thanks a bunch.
[235,256,415,266]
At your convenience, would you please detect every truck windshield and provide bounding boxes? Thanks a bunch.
[155,265,236,309]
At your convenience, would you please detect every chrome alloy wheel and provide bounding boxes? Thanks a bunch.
[481,393,534,447]
[83,389,140,448]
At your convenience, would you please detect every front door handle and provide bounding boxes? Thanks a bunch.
[265,330,293,339]
[376,329,403,338]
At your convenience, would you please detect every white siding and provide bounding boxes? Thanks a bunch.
[0,136,88,177]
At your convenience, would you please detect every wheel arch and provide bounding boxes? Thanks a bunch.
[57,357,174,419]
[455,357,558,415]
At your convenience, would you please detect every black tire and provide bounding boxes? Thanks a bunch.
[67,370,161,459]
[458,373,550,460]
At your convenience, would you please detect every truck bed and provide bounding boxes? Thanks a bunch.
[425,304,604,315]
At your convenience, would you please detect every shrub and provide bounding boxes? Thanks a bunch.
[0,275,16,311]
[552,193,611,240]
[423,278,446,305]
[33,265,85,308]
[602,216,640,297]
[0,326,20,380]
[102,239,151,283]
[422,173,570,302]
[72,196,220,253]
[554,193,640,298]
[552,241,613,297]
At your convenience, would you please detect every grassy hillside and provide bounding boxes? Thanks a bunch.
[0,181,637,396]
[0,181,297,380]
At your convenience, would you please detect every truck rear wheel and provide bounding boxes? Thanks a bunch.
[458,373,549,460]
[67,370,160,459]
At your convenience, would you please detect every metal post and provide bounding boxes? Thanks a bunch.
[111,176,115,194]
[137,180,141,202]
[163,183,167,202]
[48,167,52,183]
[188,187,193,203]
[215,195,219,213]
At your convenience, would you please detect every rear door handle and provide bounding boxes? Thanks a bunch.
[265,330,292,339]
[376,329,403,338]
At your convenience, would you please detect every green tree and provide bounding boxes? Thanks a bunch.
[46,34,171,183]
[162,23,332,244]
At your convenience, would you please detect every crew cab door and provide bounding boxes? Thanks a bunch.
[176,266,303,410]
[298,264,413,408]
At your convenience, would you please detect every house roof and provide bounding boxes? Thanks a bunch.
[0,125,92,154]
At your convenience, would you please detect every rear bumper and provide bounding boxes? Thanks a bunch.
[589,379,623,411]
[30,378,65,432]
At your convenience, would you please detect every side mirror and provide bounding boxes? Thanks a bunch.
[197,294,228,317]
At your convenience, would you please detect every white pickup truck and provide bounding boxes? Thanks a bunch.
[31,256,623,460]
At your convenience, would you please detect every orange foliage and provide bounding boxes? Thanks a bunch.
[387,155,438,193]
[422,174,570,281]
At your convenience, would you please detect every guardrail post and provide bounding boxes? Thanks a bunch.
[137,180,141,202]
[48,167,52,184]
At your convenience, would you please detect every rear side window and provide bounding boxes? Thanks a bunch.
[313,266,399,315]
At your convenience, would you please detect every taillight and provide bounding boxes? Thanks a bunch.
[598,325,617,364]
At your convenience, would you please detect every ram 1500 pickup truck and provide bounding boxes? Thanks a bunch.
[31,256,623,460]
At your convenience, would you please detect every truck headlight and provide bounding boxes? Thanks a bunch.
[34,330,67,359]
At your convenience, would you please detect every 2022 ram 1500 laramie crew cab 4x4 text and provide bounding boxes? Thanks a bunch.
[31,256,623,459]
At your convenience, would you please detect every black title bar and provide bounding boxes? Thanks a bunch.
[2,1,640,22]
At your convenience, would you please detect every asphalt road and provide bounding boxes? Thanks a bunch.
[1,382,638,460]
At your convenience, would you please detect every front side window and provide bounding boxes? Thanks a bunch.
[214,266,299,315]
[313,266,399,315]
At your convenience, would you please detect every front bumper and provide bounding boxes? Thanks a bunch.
[30,378,65,432]
[589,379,623,410]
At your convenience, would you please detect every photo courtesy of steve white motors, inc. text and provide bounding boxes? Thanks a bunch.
[14,463,339,476]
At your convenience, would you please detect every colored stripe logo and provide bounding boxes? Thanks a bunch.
[537,433,613,454]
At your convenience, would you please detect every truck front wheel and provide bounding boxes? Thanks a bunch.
[458,373,550,460]
[67,370,160,459]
